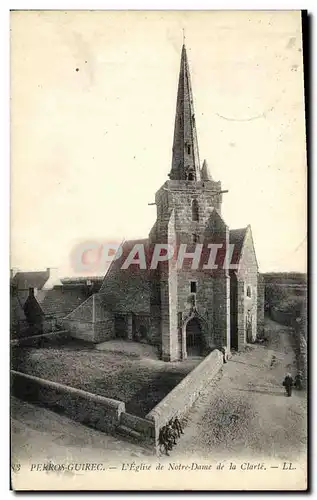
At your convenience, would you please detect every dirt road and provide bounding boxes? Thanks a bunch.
[170,318,307,462]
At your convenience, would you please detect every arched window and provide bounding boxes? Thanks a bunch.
[192,199,199,221]
[188,172,194,181]
[187,144,191,155]
[246,285,252,298]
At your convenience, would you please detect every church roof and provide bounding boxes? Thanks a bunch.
[100,238,149,284]
[201,159,213,181]
[99,238,151,314]
[229,227,248,265]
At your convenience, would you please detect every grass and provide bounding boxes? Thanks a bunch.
[12,342,200,417]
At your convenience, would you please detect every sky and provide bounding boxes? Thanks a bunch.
[10,10,307,277]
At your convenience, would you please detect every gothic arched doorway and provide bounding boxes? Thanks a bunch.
[186,317,203,356]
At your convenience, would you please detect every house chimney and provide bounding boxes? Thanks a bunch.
[10,267,19,279]
[29,287,34,296]
[43,267,62,289]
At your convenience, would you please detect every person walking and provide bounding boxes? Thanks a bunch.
[282,373,294,397]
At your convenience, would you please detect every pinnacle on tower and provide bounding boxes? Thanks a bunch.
[201,159,213,181]
[169,44,201,181]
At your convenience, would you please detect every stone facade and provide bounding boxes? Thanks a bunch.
[257,273,265,336]
[65,43,262,360]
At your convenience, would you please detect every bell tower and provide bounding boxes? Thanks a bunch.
[149,42,229,361]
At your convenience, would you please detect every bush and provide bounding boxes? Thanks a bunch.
[278,296,306,317]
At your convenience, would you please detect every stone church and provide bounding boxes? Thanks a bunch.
[64,43,264,361]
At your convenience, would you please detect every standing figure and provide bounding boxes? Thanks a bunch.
[158,426,170,456]
[220,347,228,363]
[282,373,294,397]
[166,422,177,445]
[172,417,184,438]
[294,373,303,390]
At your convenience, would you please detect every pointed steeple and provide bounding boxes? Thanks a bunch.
[169,44,201,181]
[201,159,213,181]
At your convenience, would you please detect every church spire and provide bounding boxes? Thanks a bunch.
[201,159,213,181]
[169,43,201,181]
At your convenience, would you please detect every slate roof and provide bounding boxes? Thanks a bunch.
[35,287,88,318]
[99,238,151,314]
[10,291,28,323]
[100,238,150,289]
[11,270,49,290]
[61,277,104,285]
[229,227,248,265]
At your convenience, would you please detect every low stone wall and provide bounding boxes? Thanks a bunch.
[120,412,156,444]
[146,349,223,445]
[11,330,69,348]
[11,370,125,433]
[270,308,293,326]
[62,319,95,342]
[94,319,115,343]
[270,309,307,387]
[292,331,307,387]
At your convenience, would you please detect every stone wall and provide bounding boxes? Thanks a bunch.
[93,317,115,343]
[270,307,293,326]
[213,274,230,349]
[237,278,246,346]
[120,412,155,445]
[236,227,258,348]
[271,309,307,388]
[62,294,116,343]
[158,210,179,362]
[152,176,228,361]
[11,370,125,433]
[93,294,115,342]
[146,349,223,447]
[294,332,307,388]
[11,330,69,348]
[257,273,265,336]
[63,319,94,342]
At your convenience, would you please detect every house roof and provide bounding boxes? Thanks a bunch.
[61,276,104,285]
[35,287,88,318]
[10,291,28,323]
[229,227,248,265]
[11,270,49,290]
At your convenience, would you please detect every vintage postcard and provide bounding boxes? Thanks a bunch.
[10,10,308,491]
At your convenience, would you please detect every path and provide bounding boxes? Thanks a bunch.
[11,396,153,466]
[169,318,307,462]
